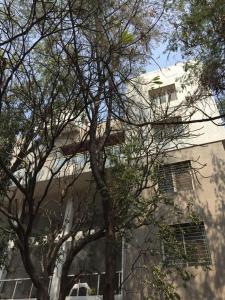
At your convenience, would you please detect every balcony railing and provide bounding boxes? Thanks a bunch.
[0,271,122,299]
[0,277,40,299]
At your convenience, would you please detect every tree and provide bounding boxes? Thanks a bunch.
[0,2,106,296]
[169,0,225,99]
[0,1,201,300]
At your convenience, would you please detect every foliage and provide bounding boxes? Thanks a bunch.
[106,133,199,299]
[0,229,11,268]
[169,0,225,98]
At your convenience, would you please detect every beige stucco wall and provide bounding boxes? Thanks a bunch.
[123,139,225,300]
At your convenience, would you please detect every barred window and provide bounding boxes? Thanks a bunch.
[158,161,193,193]
[163,222,211,267]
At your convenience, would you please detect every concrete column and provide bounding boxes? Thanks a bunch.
[121,238,125,300]
[50,197,74,300]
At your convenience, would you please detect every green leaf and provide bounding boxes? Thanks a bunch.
[152,76,162,85]
[121,30,134,44]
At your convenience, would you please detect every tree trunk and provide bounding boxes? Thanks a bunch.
[58,290,68,300]
[36,285,50,300]
[58,278,73,300]
[103,198,117,300]
[36,296,50,300]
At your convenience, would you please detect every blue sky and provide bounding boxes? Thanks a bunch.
[146,41,183,72]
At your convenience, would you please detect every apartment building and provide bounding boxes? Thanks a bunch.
[0,63,225,300]
[123,64,225,300]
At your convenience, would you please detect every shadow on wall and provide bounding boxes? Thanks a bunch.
[179,151,225,300]
[184,151,225,300]
[122,147,225,300]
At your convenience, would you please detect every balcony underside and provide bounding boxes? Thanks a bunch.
[1,297,122,300]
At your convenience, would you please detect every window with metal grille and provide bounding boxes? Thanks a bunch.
[158,161,193,194]
[162,222,211,267]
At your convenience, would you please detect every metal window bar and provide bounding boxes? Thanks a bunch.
[171,161,193,192]
[182,223,211,266]
[158,164,174,193]
[163,223,211,267]
[158,161,193,194]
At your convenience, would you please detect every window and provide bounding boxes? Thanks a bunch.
[162,222,211,267]
[153,116,185,142]
[149,84,177,105]
[158,161,193,193]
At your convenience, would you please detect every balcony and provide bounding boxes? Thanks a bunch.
[0,271,122,299]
